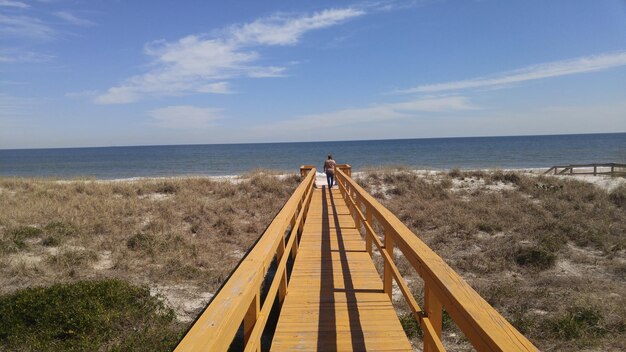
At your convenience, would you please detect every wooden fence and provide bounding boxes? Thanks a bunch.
[335,169,538,352]
[544,163,626,176]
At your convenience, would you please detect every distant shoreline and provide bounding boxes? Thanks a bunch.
[1,134,623,179]
[2,167,624,193]
[0,167,549,182]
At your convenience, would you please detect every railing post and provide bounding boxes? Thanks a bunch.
[290,208,298,261]
[243,291,260,349]
[383,225,394,300]
[299,165,315,179]
[277,235,288,306]
[354,194,361,231]
[365,206,373,255]
[594,165,597,175]
[424,281,443,352]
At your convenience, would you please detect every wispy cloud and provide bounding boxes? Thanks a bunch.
[257,96,476,134]
[95,7,364,104]
[64,90,99,99]
[0,93,38,119]
[0,48,55,63]
[53,11,95,26]
[149,105,224,129]
[0,0,29,9]
[396,51,626,94]
[0,13,55,39]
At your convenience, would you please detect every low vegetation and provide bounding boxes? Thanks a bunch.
[1,168,624,351]
[0,172,299,350]
[0,279,182,351]
[356,167,626,351]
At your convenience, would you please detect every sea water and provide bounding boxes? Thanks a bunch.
[0,133,624,179]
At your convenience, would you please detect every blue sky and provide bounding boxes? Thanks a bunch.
[1,0,625,149]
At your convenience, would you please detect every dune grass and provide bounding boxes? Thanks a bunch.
[356,168,626,351]
[1,169,624,351]
[0,172,300,350]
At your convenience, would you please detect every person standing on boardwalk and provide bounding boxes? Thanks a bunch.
[324,154,336,188]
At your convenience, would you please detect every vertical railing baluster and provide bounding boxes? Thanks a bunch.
[424,281,443,352]
[365,206,373,256]
[276,235,288,306]
[383,225,394,299]
[354,194,361,231]
[243,290,260,349]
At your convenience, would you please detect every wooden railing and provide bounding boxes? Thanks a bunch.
[299,163,352,178]
[175,169,316,351]
[335,169,538,352]
[544,162,626,176]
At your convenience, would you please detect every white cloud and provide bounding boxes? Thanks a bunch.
[229,8,365,46]
[95,7,364,104]
[53,11,95,26]
[0,0,29,9]
[64,90,99,99]
[96,87,138,104]
[195,82,233,94]
[396,51,626,94]
[149,105,223,129]
[257,96,476,134]
[0,49,55,63]
[0,13,55,39]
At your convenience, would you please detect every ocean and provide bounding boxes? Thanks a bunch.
[1,133,624,179]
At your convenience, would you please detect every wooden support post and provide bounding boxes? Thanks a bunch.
[290,210,298,260]
[365,206,373,255]
[424,282,443,352]
[243,292,260,348]
[383,226,394,299]
[291,231,298,260]
[353,194,361,231]
[594,166,597,175]
[276,236,288,306]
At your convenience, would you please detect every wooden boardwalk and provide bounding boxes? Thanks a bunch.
[175,166,538,352]
[271,187,412,351]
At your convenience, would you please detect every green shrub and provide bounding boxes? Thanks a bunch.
[42,236,60,247]
[44,221,78,237]
[490,171,521,185]
[0,279,183,351]
[127,233,155,252]
[543,306,607,340]
[515,245,556,270]
[8,226,43,239]
[609,185,626,208]
[3,226,43,251]
[399,313,422,338]
[448,168,462,178]
[154,182,177,194]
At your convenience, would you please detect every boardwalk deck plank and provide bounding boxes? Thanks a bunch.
[271,187,412,351]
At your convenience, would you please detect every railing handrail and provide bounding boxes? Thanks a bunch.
[336,169,538,352]
[175,169,316,351]
[544,163,626,175]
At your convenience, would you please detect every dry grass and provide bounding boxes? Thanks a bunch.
[2,168,624,351]
[356,167,626,351]
[0,173,300,323]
